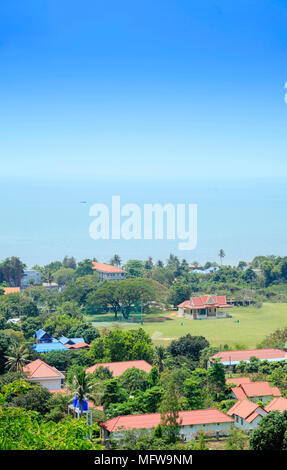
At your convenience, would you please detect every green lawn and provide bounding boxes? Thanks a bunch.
[86,303,287,349]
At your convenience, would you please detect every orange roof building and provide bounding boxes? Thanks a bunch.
[101,408,234,440]
[3,287,20,295]
[230,381,281,402]
[86,360,152,377]
[23,359,65,390]
[265,397,287,413]
[92,262,125,280]
[209,348,287,367]
[178,295,232,320]
[227,399,267,431]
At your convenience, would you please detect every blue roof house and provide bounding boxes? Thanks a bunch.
[59,336,85,346]
[31,342,68,353]
[34,329,53,344]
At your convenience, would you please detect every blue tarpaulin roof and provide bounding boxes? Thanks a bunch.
[31,342,68,353]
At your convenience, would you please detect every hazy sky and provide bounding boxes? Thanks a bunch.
[0,0,287,182]
[0,1,287,265]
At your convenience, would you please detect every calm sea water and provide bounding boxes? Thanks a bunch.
[0,178,286,266]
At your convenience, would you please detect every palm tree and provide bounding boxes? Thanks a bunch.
[218,249,226,266]
[68,369,96,417]
[5,343,30,372]
[153,345,167,373]
[110,254,121,267]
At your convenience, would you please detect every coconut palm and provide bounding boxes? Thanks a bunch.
[68,369,97,417]
[5,343,30,372]
[218,249,226,266]
[153,345,167,373]
[110,254,121,267]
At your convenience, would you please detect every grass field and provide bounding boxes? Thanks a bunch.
[86,302,287,349]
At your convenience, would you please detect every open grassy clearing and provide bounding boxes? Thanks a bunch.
[86,303,287,349]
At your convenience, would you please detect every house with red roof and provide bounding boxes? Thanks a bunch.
[230,381,281,403]
[177,295,232,320]
[23,359,65,390]
[264,397,287,413]
[86,360,152,377]
[101,408,234,441]
[92,262,126,280]
[227,399,267,432]
[209,348,287,369]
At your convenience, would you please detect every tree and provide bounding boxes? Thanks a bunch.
[102,379,128,410]
[87,281,121,319]
[110,255,121,267]
[249,411,287,450]
[225,425,248,450]
[167,334,210,362]
[68,368,96,417]
[184,377,205,409]
[0,407,103,450]
[153,345,167,373]
[218,249,225,266]
[5,343,30,372]
[75,259,94,277]
[53,268,76,287]
[0,257,25,287]
[119,367,149,393]
[0,332,18,374]
[123,259,144,278]
[62,256,77,269]
[206,360,226,395]
[159,379,182,444]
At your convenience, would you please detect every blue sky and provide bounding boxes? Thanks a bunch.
[0,1,287,265]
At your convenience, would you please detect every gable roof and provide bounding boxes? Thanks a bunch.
[264,397,287,413]
[226,377,251,386]
[210,348,287,365]
[231,386,248,400]
[23,359,63,379]
[66,342,90,350]
[86,360,152,376]
[92,262,125,273]
[227,399,264,421]
[59,336,85,345]
[34,329,53,340]
[178,295,231,309]
[240,382,281,398]
[102,408,234,432]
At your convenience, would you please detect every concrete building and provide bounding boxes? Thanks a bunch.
[21,269,41,288]
[23,359,65,390]
[178,295,232,320]
[100,409,234,441]
[227,400,267,432]
[208,348,287,369]
[92,262,126,280]
[230,381,281,403]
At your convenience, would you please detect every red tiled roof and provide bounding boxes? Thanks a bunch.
[210,348,287,363]
[265,397,287,413]
[92,262,125,273]
[226,377,251,386]
[3,287,20,295]
[178,295,231,309]
[66,342,90,350]
[86,360,152,376]
[23,359,63,379]
[240,382,281,398]
[227,400,262,420]
[231,387,247,400]
[245,411,261,423]
[102,409,234,432]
